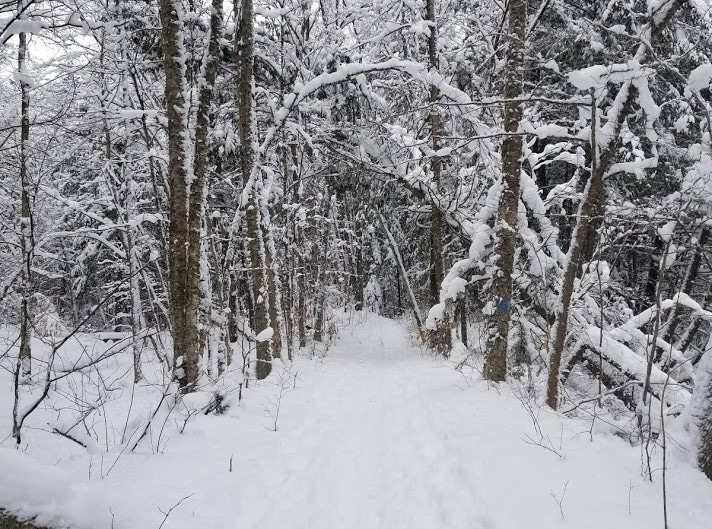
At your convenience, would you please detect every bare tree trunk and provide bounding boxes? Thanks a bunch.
[344,198,364,311]
[159,0,223,391]
[264,230,282,358]
[546,99,606,408]
[314,197,332,343]
[459,295,467,348]
[191,0,224,376]
[236,0,272,379]
[283,268,293,359]
[297,231,307,349]
[283,228,294,359]
[483,0,526,381]
[113,14,145,383]
[208,216,230,374]
[158,0,197,391]
[425,0,451,355]
[295,201,307,349]
[18,30,32,382]
[124,166,144,383]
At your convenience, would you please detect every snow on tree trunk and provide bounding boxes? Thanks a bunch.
[125,165,144,384]
[158,0,199,391]
[264,221,282,358]
[17,29,32,383]
[483,0,526,382]
[192,0,224,376]
[425,0,451,356]
[236,0,272,380]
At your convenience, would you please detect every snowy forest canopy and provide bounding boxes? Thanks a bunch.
[3,0,712,511]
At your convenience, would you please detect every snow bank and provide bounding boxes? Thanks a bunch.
[0,448,139,529]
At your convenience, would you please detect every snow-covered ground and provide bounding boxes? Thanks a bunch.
[2,313,712,528]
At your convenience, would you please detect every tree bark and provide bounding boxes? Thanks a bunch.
[483,0,526,381]
[264,228,282,358]
[425,0,451,355]
[158,0,197,391]
[191,0,224,372]
[124,162,144,383]
[236,0,272,379]
[314,197,332,342]
[18,30,32,382]
[546,108,607,408]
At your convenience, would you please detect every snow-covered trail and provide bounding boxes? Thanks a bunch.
[2,313,712,529]
[187,313,711,529]
[238,317,489,529]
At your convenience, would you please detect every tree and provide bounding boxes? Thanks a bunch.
[424,0,452,355]
[545,0,686,409]
[158,0,198,391]
[235,0,272,379]
[483,0,526,381]
[17,28,33,383]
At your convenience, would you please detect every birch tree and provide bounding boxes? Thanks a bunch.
[17,28,33,382]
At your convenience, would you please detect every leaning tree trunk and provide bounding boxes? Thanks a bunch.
[158,0,198,391]
[546,98,607,408]
[425,0,451,355]
[236,0,272,379]
[483,0,526,382]
[378,213,425,334]
[545,0,684,409]
[17,30,32,382]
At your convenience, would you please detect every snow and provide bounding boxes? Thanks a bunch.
[567,61,653,92]
[543,59,560,74]
[568,65,612,91]
[254,326,274,342]
[3,19,43,36]
[658,221,676,243]
[520,122,572,139]
[1,315,712,528]
[117,110,160,119]
[648,0,678,25]
[426,179,501,329]
[685,64,712,97]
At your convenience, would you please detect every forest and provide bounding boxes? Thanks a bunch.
[2,0,712,527]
